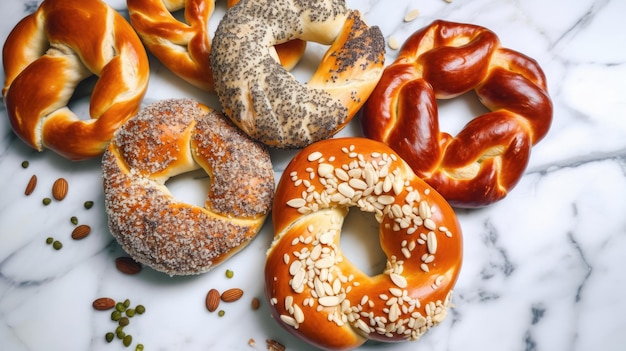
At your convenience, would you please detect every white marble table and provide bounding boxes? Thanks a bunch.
[1,0,625,350]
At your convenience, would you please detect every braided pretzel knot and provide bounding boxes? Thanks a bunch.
[266,138,462,350]
[127,0,306,91]
[2,0,149,161]
[361,20,553,208]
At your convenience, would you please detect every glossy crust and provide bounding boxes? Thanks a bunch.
[127,0,306,91]
[103,99,274,275]
[210,0,385,148]
[2,0,149,160]
[361,20,553,208]
[265,137,463,350]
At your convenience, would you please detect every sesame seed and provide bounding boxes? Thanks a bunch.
[319,296,340,307]
[427,232,438,254]
[308,151,323,162]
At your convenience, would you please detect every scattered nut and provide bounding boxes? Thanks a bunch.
[115,256,142,275]
[221,288,244,303]
[266,339,286,351]
[388,36,400,50]
[206,288,221,312]
[93,297,116,311]
[25,175,37,196]
[71,224,91,240]
[251,297,261,310]
[404,9,420,22]
[52,177,68,201]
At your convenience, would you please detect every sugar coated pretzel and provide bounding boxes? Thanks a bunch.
[265,137,463,350]
[103,99,274,275]
[361,20,553,208]
[127,0,306,91]
[210,0,385,148]
[2,0,149,160]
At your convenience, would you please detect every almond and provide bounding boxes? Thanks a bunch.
[266,339,286,351]
[92,297,116,311]
[71,224,91,240]
[251,297,261,310]
[221,288,244,303]
[52,177,68,201]
[25,174,37,196]
[205,288,221,312]
[115,256,142,275]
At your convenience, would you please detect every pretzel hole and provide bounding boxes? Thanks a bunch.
[164,168,211,208]
[339,208,386,277]
[436,90,489,136]
[290,42,325,83]
[66,75,98,120]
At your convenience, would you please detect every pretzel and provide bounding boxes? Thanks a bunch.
[102,99,274,275]
[361,20,553,208]
[210,0,385,148]
[265,137,463,350]
[127,0,306,91]
[2,0,149,161]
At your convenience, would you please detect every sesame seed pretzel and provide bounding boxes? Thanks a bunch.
[265,137,463,350]
[103,99,274,275]
[210,0,385,148]
[361,20,553,208]
[127,0,306,91]
[2,0,149,161]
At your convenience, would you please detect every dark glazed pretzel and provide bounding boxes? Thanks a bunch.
[361,20,553,208]
[2,0,149,160]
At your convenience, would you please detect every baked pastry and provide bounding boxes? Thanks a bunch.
[361,20,553,207]
[127,0,306,91]
[2,0,149,160]
[210,0,385,148]
[103,98,274,275]
[265,137,463,350]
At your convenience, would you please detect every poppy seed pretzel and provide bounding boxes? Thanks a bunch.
[2,0,149,160]
[265,137,463,350]
[210,0,385,148]
[361,20,553,208]
[127,0,306,91]
[103,99,274,275]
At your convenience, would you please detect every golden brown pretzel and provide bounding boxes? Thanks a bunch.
[266,137,463,350]
[2,0,149,161]
[103,99,274,275]
[210,0,385,148]
[127,0,306,91]
[361,20,553,208]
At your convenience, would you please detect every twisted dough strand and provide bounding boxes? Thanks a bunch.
[2,0,149,160]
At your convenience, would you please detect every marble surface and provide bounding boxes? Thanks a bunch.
[1,0,626,350]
